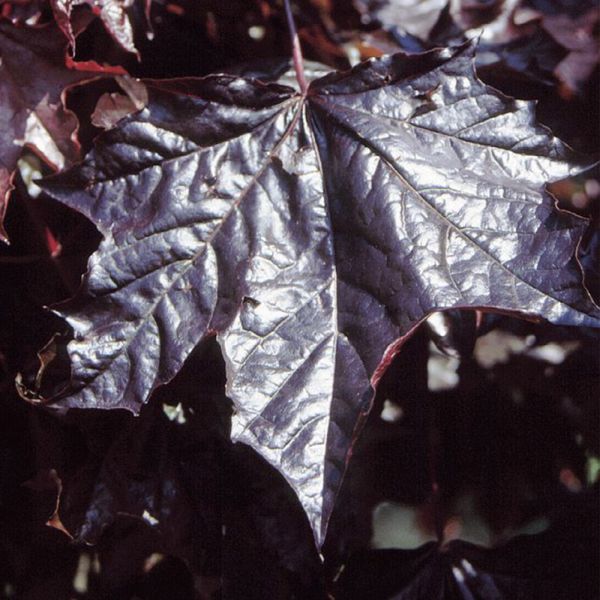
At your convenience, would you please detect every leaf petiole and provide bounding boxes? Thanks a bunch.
[283,0,308,93]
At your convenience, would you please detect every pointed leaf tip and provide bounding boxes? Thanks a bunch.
[41,49,600,545]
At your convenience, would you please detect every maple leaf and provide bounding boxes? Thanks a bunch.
[0,0,45,25]
[334,500,600,599]
[61,400,322,592]
[40,43,600,545]
[356,0,599,92]
[91,75,148,130]
[51,0,151,56]
[358,0,569,87]
[533,3,600,93]
[0,18,124,242]
[354,0,447,40]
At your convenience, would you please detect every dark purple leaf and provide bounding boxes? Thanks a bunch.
[91,76,148,130]
[525,0,597,17]
[50,0,150,56]
[40,44,600,545]
[0,0,46,25]
[354,0,514,39]
[0,18,124,242]
[334,497,599,600]
[537,6,599,93]
[581,225,600,303]
[354,0,447,39]
[44,342,323,596]
[359,1,569,87]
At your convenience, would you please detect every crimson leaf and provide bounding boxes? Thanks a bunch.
[0,18,123,242]
[40,43,600,545]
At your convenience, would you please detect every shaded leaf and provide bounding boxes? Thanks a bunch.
[91,75,148,129]
[580,225,599,303]
[358,0,569,87]
[354,0,516,39]
[525,0,597,17]
[50,342,323,596]
[0,0,46,25]
[0,18,124,242]
[334,493,599,600]
[15,333,62,404]
[537,5,599,93]
[23,468,73,539]
[50,0,150,56]
[41,43,600,545]
[354,0,447,39]
[366,0,600,93]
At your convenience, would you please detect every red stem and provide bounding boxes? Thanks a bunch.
[283,0,308,93]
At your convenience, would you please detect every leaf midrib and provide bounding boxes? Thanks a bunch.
[69,97,307,393]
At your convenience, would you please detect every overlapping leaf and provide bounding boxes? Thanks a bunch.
[356,0,599,92]
[357,0,569,87]
[0,0,46,25]
[41,43,600,544]
[0,18,123,242]
[51,0,151,56]
[354,0,447,39]
[334,496,599,600]
[533,2,599,92]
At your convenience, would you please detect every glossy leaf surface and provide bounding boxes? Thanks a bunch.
[41,43,600,545]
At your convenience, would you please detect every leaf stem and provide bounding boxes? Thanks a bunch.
[283,0,308,93]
